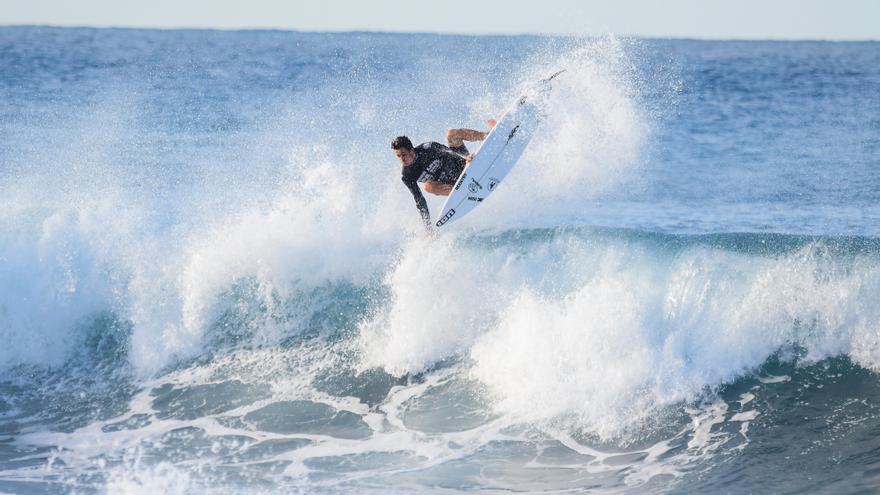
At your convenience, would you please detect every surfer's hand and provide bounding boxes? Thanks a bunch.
[487,119,497,129]
[466,154,474,163]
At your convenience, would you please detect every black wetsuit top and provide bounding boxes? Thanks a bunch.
[401,142,468,226]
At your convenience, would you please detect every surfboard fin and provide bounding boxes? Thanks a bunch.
[542,69,566,84]
[531,69,566,101]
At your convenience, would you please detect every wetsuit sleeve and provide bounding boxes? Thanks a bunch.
[402,176,431,227]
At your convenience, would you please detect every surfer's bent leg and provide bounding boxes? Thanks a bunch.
[446,128,482,148]
[446,119,496,148]
[424,181,453,196]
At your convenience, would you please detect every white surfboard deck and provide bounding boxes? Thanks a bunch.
[435,70,564,228]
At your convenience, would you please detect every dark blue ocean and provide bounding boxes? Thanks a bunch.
[1,26,880,494]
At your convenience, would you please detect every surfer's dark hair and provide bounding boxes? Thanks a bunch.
[391,136,413,151]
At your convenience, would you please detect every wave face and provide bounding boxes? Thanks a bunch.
[1,27,880,494]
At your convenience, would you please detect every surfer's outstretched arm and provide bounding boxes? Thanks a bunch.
[402,176,431,227]
[446,119,497,148]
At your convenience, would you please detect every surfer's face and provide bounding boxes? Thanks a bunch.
[395,148,416,166]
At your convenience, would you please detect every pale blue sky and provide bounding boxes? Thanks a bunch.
[3,0,878,40]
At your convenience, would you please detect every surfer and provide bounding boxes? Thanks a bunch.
[393,119,496,227]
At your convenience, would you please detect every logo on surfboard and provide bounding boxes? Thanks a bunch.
[488,177,500,191]
[507,125,520,142]
[454,173,467,191]
[436,208,456,227]
[468,178,482,193]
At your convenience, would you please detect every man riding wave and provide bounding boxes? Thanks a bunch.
[392,119,496,227]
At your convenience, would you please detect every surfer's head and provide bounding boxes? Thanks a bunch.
[392,136,416,166]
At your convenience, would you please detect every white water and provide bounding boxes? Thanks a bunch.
[3,28,880,494]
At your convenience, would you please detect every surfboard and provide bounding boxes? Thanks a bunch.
[435,70,564,227]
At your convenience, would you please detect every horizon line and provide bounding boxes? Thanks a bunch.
[2,23,878,43]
